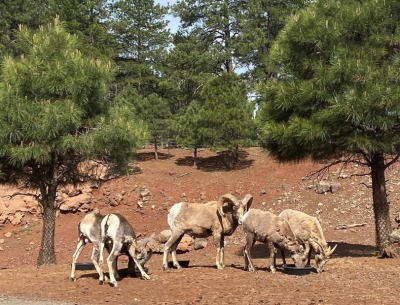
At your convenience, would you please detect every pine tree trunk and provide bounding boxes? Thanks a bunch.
[371,152,392,252]
[228,150,234,170]
[154,137,158,161]
[193,147,198,168]
[37,195,57,266]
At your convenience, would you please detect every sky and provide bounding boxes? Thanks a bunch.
[155,0,180,33]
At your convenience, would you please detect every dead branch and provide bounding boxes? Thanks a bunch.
[177,172,191,178]
[1,192,40,200]
[359,182,372,189]
[304,155,370,181]
[335,223,367,230]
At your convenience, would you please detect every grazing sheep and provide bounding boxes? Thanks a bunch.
[163,194,253,270]
[70,209,108,281]
[99,213,152,287]
[279,209,337,273]
[70,210,141,282]
[239,209,307,273]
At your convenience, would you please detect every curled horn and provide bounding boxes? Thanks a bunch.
[217,194,240,217]
[328,244,337,256]
[241,194,253,211]
[138,240,153,266]
[310,239,324,254]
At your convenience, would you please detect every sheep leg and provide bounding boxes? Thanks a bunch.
[162,231,184,270]
[70,238,86,281]
[243,233,256,272]
[269,242,277,273]
[127,255,135,274]
[106,242,122,287]
[214,234,225,269]
[98,241,107,284]
[113,256,120,280]
[91,245,105,283]
[280,248,287,265]
[126,245,151,280]
[170,234,184,269]
[305,242,311,265]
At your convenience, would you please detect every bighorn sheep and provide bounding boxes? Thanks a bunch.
[239,209,307,273]
[163,194,253,270]
[70,210,143,282]
[99,213,152,287]
[279,209,337,273]
[70,209,109,281]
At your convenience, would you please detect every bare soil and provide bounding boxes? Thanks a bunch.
[1,147,400,305]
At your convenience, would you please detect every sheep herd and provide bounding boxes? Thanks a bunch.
[70,194,336,287]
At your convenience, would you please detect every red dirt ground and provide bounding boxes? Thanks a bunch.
[1,147,400,305]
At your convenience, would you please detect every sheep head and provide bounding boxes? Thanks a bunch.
[217,194,253,220]
[136,240,153,267]
[313,241,337,273]
[291,244,307,268]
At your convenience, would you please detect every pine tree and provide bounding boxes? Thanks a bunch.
[0,18,148,265]
[199,72,255,170]
[0,0,49,58]
[109,0,171,96]
[259,0,400,251]
[46,0,114,59]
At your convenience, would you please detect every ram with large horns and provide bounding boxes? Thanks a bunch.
[162,194,253,270]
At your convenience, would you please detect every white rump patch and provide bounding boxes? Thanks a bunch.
[168,202,183,228]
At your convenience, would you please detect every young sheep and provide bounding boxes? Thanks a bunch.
[279,209,337,273]
[99,213,152,287]
[239,209,307,273]
[163,194,253,270]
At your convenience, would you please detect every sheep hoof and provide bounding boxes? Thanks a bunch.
[70,277,76,282]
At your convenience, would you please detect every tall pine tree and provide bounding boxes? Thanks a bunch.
[259,0,400,251]
[0,18,148,265]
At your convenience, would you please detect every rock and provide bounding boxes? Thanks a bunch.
[194,238,208,250]
[177,235,195,252]
[10,212,24,225]
[4,232,12,238]
[315,181,331,194]
[59,193,92,213]
[315,181,341,194]
[156,230,172,243]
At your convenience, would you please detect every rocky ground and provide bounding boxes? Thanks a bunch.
[1,147,400,305]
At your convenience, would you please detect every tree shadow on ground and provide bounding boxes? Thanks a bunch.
[233,242,377,259]
[175,150,254,172]
[135,151,173,161]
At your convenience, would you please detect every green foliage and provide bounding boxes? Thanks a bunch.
[45,0,115,59]
[178,100,203,148]
[259,0,400,162]
[110,0,171,96]
[0,0,50,58]
[0,17,148,186]
[198,72,256,151]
